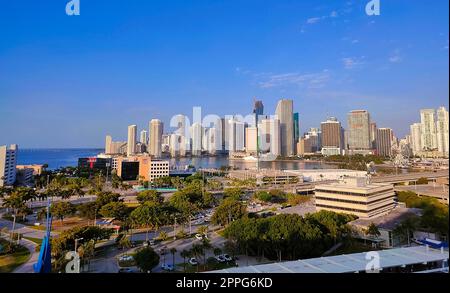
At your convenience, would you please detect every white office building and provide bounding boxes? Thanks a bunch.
[420,109,438,151]
[436,106,449,157]
[127,125,137,156]
[191,122,203,156]
[0,144,18,187]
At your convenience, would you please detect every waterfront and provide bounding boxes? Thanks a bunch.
[17,149,336,171]
[18,149,104,170]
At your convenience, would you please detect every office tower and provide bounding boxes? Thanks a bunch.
[258,118,280,156]
[110,141,127,155]
[207,128,217,155]
[173,115,190,152]
[275,99,295,156]
[140,130,148,146]
[191,122,203,156]
[410,123,422,155]
[149,119,163,158]
[436,106,449,156]
[347,110,371,150]
[297,138,312,155]
[245,127,258,154]
[376,128,393,157]
[105,135,112,154]
[420,109,437,150]
[253,99,264,125]
[0,144,18,187]
[127,125,137,156]
[169,133,186,157]
[321,117,343,156]
[235,120,245,152]
[293,113,300,144]
[305,128,322,153]
[370,122,377,149]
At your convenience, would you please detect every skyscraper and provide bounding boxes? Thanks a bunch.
[370,122,377,149]
[0,144,17,187]
[127,125,137,156]
[105,135,112,154]
[436,106,449,156]
[191,122,203,156]
[245,127,258,154]
[140,130,148,145]
[321,117,343,156]
[420,109,437,151]
[410,123,422,155]
[275,99,294,156]
[253,100,264,125]
[376,128,393,157]
[347,110,371,151]
[293,113,300,144]
[258,118,280,156]
[149,119,163,158]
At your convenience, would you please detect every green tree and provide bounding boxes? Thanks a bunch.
[365,223,381,238]
[180,249,191,272]
[99,202,129,221]
[130,202,162,241]
[136,190,163,204]
[158,231,168,241]
[212,198,247,226]
[223,188,244,200]
[134,247,160,273]
[51,202,76,223]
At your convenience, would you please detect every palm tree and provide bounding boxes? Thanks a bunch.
[197,225,209,237]
[170,247,177,267]
[190,244,204,273]
[180,249,191,272]
[158,231,168,242]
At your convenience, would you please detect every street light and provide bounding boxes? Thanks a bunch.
[75,237,84,253]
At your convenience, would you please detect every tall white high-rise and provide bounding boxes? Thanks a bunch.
[149,119,163,158]
[410,123,422,155]
[140,130,148,146]
[105,135,112,154]
[258,118,280,156]
[275,99,294,156]
[191,122,203,156]
[436,106,449,156]
[420,109,437,151]
[0,144,17,187]
[172,114,190,152]
[127,125,137,156]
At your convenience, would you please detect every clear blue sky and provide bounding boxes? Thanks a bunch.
[0,0,448,148]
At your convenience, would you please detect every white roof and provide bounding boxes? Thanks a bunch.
[209,246,449,273]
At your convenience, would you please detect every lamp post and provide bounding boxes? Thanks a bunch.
[75,237,84,253]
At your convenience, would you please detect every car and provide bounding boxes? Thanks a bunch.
[118,268,133,273]
[189,258,198,266]
[119,255,134,262]
[222,254,233,262]
[161,264,175,271]
[215,255,226,263]
[195,233,207,240]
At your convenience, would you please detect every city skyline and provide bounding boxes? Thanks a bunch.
[0,0,449,148]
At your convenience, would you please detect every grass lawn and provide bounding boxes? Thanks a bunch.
[0,238,31,273]
[22,236,43,245]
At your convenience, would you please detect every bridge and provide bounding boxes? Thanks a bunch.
[371,170,449,184]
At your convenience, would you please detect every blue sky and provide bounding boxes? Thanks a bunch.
[0,0,448,148]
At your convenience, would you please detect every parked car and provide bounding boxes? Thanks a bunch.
[119,255,134,262]
[118,268,133,273]
[222,254,233,262]
[189,258,198,266]
[215,255,226,263]
[161,264,175,271]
